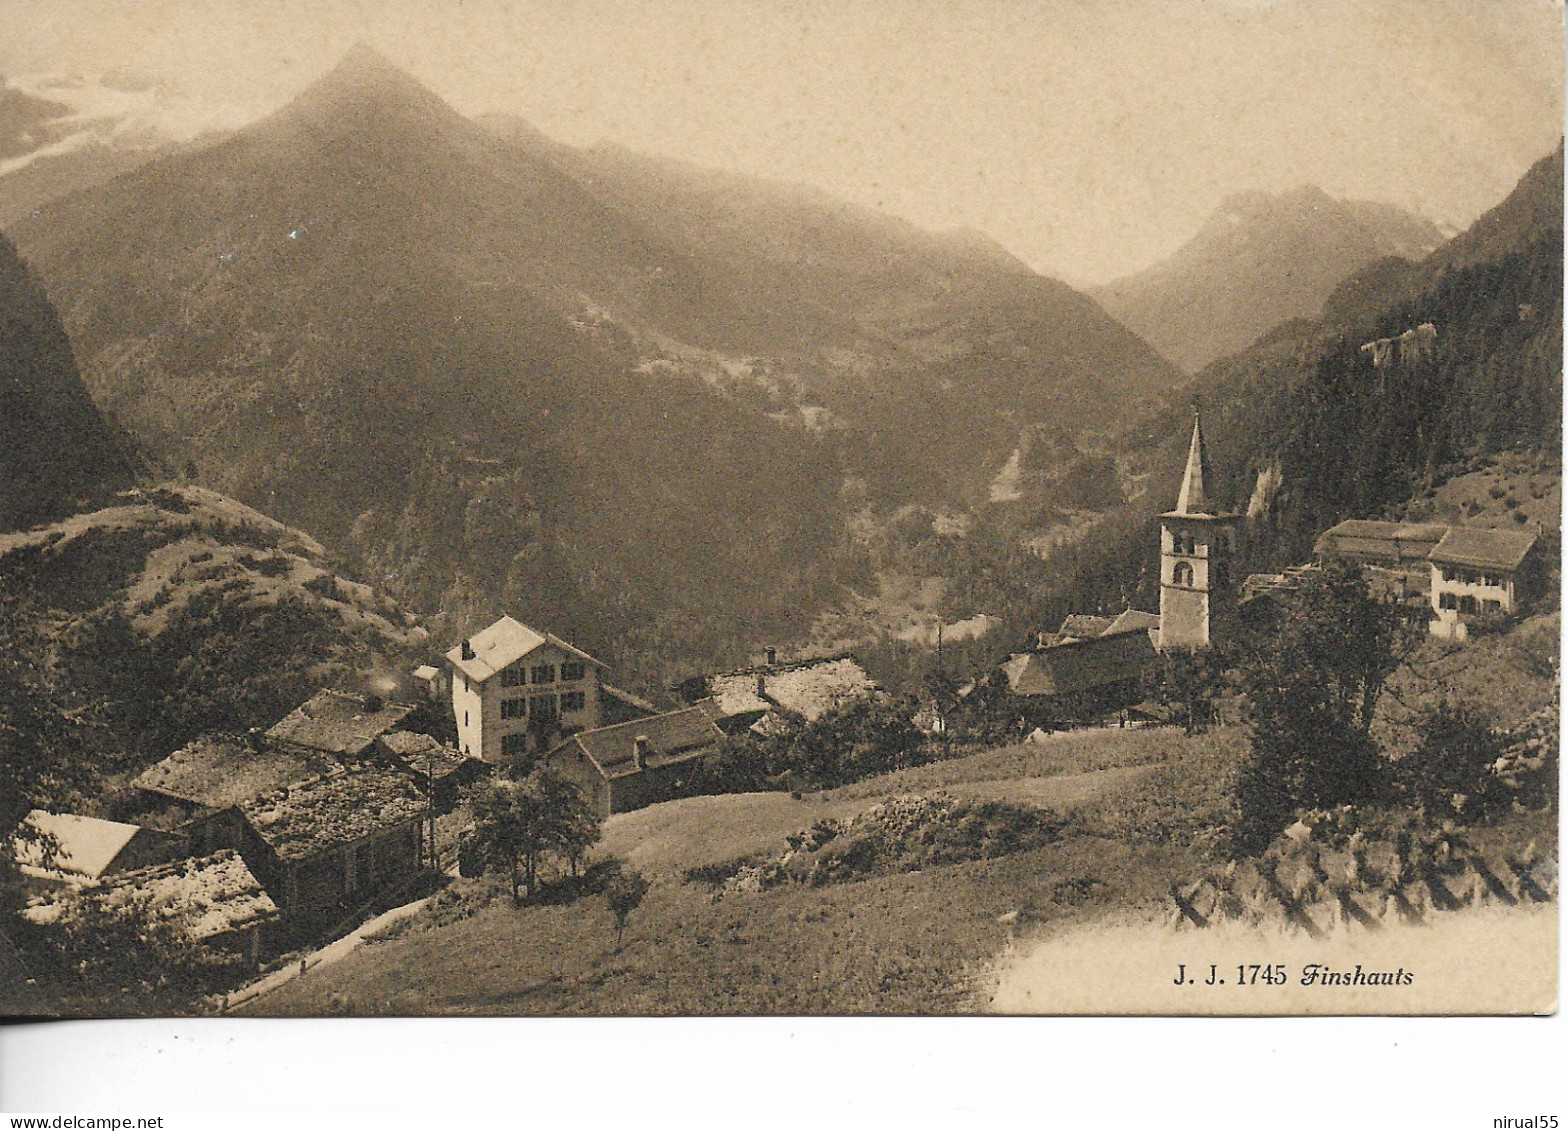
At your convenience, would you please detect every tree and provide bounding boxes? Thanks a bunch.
[1396,700,1503,821]
[1150,645,1228,734]
[605,865,651,946]
[464,768,598,901]
[1233,564,1422,853]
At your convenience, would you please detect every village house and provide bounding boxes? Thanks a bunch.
[446,616,609,762]
[375,730,489,810]
[1313,519,1450,600]
[24,850,280,967]
[545,706,727,818]
[999,610,1161,719]
[236,766,426,918]
[1428,526,1541,639]
[671,651,880,735]
[131,732,339,854]
[1307,518,1541,638]
[10,811,186,889]
[265,689,415,762]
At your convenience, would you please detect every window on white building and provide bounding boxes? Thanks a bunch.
[502,697,527,719]
[532,694,559,721]
[561,662,586,682]
[531,664,557,685]
[562,690,586,712]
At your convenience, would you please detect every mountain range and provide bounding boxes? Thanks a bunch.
[1094,186,1445,373]
[4,45,1179,677]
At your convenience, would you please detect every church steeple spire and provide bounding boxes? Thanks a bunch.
[1174,406,1212,516]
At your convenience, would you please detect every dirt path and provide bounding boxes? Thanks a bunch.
[223,894,433,1012]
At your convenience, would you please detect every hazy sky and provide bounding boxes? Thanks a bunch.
[2,0,1562,283]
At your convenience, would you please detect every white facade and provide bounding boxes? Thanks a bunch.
[1429,563,1517,641]
[447,617,606,763]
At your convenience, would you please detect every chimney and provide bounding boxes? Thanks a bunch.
[756,673,767,697]
[461,638,475,661]
[632,735,650,771]
[764,647,777,666]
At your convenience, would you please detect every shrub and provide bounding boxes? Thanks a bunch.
[1394,700,1503,821]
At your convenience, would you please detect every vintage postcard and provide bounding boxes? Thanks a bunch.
[0,0,1560,1026]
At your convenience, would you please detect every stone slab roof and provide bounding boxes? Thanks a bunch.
[240,767,425,862]
[265,690,414,758]
[132,733,337,809]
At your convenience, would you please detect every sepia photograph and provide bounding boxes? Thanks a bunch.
[0,0,1561,1049]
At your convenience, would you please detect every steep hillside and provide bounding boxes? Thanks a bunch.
[0,230,133,531]
[0,484,425,796]
[1095,186,1444,372]
[7,47,1177,681]
[910,141,1562,661]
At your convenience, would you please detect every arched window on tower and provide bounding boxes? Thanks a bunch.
[1173,561,1195,587]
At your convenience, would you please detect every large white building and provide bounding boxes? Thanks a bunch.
[446,616,608,762]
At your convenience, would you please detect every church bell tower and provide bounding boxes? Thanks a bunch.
[1158,409,1238,651]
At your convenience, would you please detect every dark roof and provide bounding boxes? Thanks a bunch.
[602,683,658,716]
[1002,631,1158,698]
[240,767,425,861]
[1058,614,1114,640]
[553,706,725,781]
[1430,527,1539,571]
[1314,520,1449,565]
[265,690,414,758]
[133,733,337,809]
[377,731,482,781]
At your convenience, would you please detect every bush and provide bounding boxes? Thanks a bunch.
[1394,700,1503,821]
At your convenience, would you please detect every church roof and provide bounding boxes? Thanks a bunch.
[1167,412,1233,518]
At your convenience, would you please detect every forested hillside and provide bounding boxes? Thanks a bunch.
[916,141,1563,667]
[0,485,425,827]
[0,231,134,531]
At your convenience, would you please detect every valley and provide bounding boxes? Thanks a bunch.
[0,32,1559,1029]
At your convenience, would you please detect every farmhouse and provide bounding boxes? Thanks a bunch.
[132,733,340,853]
[26,850,280,966]
[673,652,879,734]
[1313,519,1449,599]
[237,766,426,916]
[1000,624,1158,717]
[266,689,415,761]
[375,730,489,809]
[545,706,726,818]
[447,616,608,762]
[10,811,186,888]
[1310,518,1541,638]
[1428,526,1541,640]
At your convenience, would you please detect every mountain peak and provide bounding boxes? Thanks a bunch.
[275,42,461,132]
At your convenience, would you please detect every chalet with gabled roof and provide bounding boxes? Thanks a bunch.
[545,706,726,817]
[446,615,608,762]
[10,810,187,889]
[237,766,426,916]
